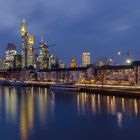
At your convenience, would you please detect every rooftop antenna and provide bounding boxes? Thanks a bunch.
[22,18,25,23]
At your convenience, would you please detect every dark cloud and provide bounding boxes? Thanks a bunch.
[0,0,140,64]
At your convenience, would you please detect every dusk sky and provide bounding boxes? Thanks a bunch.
[0,0,140,65]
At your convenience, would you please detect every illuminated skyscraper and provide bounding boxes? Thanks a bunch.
[38,37,49,69]
[13,54,22,69]
[21,19,28,68]
[82,52,90,66]
[5,43,17,60]
[21,19,34,68]
[5,43,17,69]
[27,35,34,67]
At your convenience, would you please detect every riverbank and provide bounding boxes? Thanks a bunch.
[0,80,53,87]
[78,84,140,98]
[1,80,140,97]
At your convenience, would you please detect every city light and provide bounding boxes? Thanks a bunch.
[0,19,140,89]
[0,1,140,140]
[118,51,121,55]
[126,59,131,64]
[109,58,113,63]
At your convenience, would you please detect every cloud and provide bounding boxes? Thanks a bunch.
[0,0,140,64]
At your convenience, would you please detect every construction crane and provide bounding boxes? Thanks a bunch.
[117,50,137,64]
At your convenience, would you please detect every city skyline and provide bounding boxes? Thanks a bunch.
[0,0,140,64]
[1,1,140,140]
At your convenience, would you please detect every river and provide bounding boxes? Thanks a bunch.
[0,86,140,140]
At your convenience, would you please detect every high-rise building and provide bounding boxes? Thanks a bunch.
[27,35,34,67]
[58,60,65,68]
[21,19,27,68]
[5,43,17,60]
[34,53,38,68]
[82,52,90,66]
[38,37,49,69]
[49,55,59,69]
[13,54,22,69]
[21,19,34,68]
[0,58,6,70]
[51,57,59,70]
[5,43,17,69]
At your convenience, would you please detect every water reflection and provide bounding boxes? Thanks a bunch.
[77,93,140,117]
[0,86,140,140]
[19,87,55,140]
[117,112,122,128]
[0,86,55,140]
[4,87,17,123]
[20,87,34,140]
[77,93,140,128]
[38,87,47,125]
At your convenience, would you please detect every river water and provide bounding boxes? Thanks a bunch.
[0,86,140,140]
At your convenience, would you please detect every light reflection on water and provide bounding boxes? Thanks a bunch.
[77,92,140,117]
[4,88,18,123]
[0,86,140,140]
[77,92,140,130]
[0,86,55,140]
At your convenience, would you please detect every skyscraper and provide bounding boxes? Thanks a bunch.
[5,43,17,69]
[82,52,90,66]
[13,54,22,69]
[21,19,34,68]
[21,19,28,68]
[27,35,34,67]
[38,37,49,69]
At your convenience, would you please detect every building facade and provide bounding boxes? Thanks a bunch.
[38,38,49,69]
[36,61,140,86]
[0,58,6,70]
[82,52,90,66]
[21,19,34,68]
[27,35,34,67]
[93,65,135,86]
[5,43,17,69]
[21,19,27,68]
[13,54,22,69]
[37,67,93,83]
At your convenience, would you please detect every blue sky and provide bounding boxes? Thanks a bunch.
[0,0,140,65]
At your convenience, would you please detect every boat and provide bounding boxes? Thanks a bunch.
[50,83,80,91]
